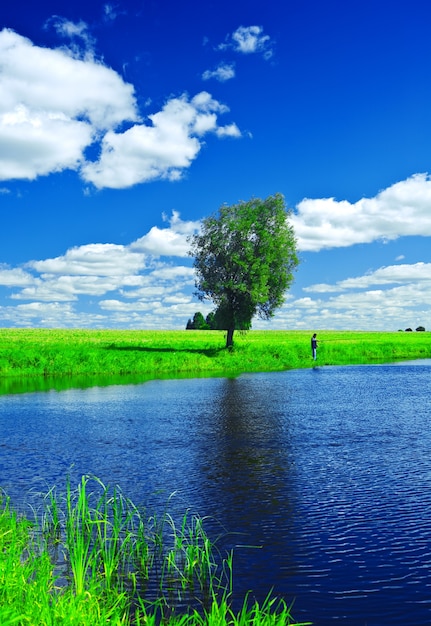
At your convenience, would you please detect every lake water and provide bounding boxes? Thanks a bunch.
[1,361,431,625]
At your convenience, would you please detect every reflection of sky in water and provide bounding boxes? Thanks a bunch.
[1,363,431,625]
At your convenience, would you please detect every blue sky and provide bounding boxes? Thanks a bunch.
[1,0,431,331]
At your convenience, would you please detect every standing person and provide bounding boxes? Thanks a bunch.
[311,333,318,360]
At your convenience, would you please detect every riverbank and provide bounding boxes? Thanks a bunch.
[1,328,431,394]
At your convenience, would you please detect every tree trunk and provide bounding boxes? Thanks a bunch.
[226,327,235,349]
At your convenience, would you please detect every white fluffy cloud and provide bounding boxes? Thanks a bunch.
[256,259,431,333]
[82,92,239,188]
[131,211,201,257]
[254,283,431,332]
[0,28,240,188]
[0,302,88,326]
[305,262,431,293]
[219,26,273,59]
[0,105,93,179]
[292,174,431,252]
[202,63,235,82]
[0,267,35,287]
[232,26,271,55]
[0,29,137,128]
[29,243,146,276]
[0,213,200,326]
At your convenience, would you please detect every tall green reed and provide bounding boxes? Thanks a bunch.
[65,475,97,596]
[44,476,232,611]
[0,477,310,625]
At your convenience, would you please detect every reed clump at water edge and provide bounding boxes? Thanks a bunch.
[1,329,431,395]
[0,476,310,626]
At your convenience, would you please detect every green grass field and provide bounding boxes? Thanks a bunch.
[1,328,431,395]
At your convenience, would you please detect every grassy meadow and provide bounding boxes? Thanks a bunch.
[1,328,431,394]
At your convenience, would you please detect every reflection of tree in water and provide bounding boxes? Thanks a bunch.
[198,375,299,603]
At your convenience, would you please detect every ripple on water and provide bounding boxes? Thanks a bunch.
[1,365,431,625]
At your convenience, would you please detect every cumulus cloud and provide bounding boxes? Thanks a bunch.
[100,299,155,312]
[131,211,200,257]
[1,105,93,179]
[29,243,146,276]
[304,262,431,293]
[0,213,200,329]
[0,266,35,286]
[215,123,241,138]
[82,92,239,188]
[0,29,137,128]
[202,63,235,82]
[296,285,431,322]
[132,226,187,257]
[0,28,240,188]
[292,174,431,252]
[252,277,431,332]
[0,301,110,328]
[219,26,273,59]
[267,259,431,332]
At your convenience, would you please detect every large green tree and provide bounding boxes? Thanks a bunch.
[189,194,299,348]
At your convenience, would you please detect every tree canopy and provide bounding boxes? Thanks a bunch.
[189,194,299,347]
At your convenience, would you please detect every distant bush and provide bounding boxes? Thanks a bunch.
[186,312,209,330]
[186,309,243,331]
[405,328,413,332]
[416,326,426,332]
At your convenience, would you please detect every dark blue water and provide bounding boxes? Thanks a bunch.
[1,362,431,625]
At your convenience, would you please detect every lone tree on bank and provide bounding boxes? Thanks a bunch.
[189,193,299,348]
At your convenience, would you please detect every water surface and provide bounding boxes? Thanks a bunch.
[1,362,431,625]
